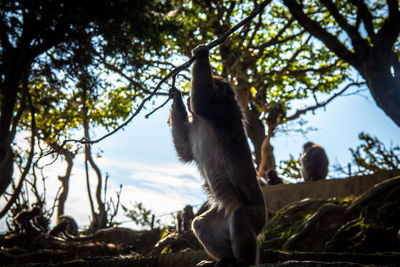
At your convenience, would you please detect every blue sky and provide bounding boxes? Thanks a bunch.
[1,81,399,233]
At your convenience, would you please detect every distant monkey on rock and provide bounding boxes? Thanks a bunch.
[49,215,79,238]
[170,44,266,266]
[176,205,195,234]
[301,142,329,181]
[49,220,70,238]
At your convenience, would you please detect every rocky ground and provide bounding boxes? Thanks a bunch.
[1,175,399,266]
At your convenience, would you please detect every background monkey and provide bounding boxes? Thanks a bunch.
[14,206,45,234]
[176,205,195,234]
[301,142,329,181]
[258,169,283,186]
[266,169,283,185]
[170,45,266,266]
[49,215,79,238]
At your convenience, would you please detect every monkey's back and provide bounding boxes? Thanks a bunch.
[301,146,329,181]
[190,116,263,212]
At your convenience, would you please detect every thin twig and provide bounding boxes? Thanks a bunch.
[144,75,177,118]
[53,0,271,149]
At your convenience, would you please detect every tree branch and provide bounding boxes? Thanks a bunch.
[54,0,272,148]
[244,9,264,50]
[375,0,400,51]
[0,18,12,51]
[349,0,375,40]
[286,82,365,122]
[96,54,169,96]
[268,60,340,76]
[0,88,36,218]
[283,0,357,67]
[257,18,296,52]
[321,0,369,50]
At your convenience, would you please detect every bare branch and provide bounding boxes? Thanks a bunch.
[286,82,366,122]
[145,75,176,119]
[268,60,340,76]
[96,55,169,96]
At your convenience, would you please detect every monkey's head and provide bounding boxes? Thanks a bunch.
[183,205,193,213]
[32,206,42,216]
[213,76,236,101]
[303,142,315,151]
[266,169,278,180]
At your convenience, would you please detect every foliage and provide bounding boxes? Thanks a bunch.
[2,0,398,234]
[166,0,354,172]
[0,0,180,220]
[349,132,400,175]
[122,202,160,230]
[282,0,400,127]
[279,154,302,180]
[171,1,351,107]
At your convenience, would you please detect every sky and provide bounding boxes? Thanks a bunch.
[1,80,399,233]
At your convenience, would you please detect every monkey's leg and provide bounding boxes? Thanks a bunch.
[192,206,234,261]
[229,205,264,264]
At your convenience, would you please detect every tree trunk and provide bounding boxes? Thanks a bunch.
[0,143,14,197]
[257,134,277,177]
[283,0,400,128]
[245,106,267,168]
[0,78,19,196]
[361,50,400,127]
[84,118,107,232]
[237,90,278,175]
[56,147,75,221]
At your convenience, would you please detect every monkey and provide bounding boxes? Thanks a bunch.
[170,44,266,266]
[257,169,283,186]
[59,215,79,236]
[300,141,329,181]
[266,169,283,185]
[49,220,70,238]
[176,205,195,234]
[49,215,79,238]
[14,206,45,234]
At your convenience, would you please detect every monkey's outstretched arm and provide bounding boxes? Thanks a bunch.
[170,89,194,162]
[190,45,215,116]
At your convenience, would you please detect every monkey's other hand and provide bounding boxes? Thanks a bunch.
[192,44,209,57]
[169,87,181,99]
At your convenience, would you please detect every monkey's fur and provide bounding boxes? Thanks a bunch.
[301,142,329,181]
[170,45,266,265]
[176,205,195,234]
